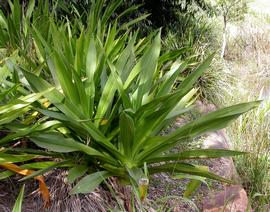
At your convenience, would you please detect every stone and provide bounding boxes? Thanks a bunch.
[196,100,217,114]
[203,185,248,212]
[202,130,240,181]
[202,131,230,149]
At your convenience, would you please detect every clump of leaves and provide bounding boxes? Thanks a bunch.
[0,0,258,205]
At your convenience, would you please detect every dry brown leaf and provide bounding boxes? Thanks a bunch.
[0,163,51,208]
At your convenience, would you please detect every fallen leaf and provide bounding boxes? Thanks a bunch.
[0,163,50,208]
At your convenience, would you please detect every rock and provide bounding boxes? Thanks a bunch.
[197,100,248,211]
[174,117,187,127]
[202,185,248,212]
[196,100,216,114]
[202,130,230,149]
[202,130,240,182]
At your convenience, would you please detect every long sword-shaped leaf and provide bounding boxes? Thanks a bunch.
[85,37,97,116]
[22,69,81,120]
[70,171,111,194]
[0,153,38,163]
[132,54,215,149]
[0,107,29,125]
[145,149,246,164]
[52,51,80,106]
[30,132,119,165]
[0,120,63,145]
[134,32,161,109]
[157,61,188,97]
[0,161,66,180]
[94,35,136,124]
[67,165,88,184]
[22,70,110,142]
[132,89,198,157]
[20,160,71,181]
[149,163,232,184]
[12,184,25,212]
[0,90,52,114]
[119,111,135,157]
[138,101,260,161]
[25,0,35,19]
[30,132,103,156]
[101,0,122,27]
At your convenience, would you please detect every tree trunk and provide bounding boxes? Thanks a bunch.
[221,16,227,58]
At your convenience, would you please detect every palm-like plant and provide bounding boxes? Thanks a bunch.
[0,0,258,204]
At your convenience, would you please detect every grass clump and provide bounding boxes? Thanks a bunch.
[220,11,270,211]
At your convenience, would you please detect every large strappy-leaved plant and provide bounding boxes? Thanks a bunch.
[0,0,258,202]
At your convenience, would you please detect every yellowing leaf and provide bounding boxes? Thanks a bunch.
[100,119,108,126]
[138,178,149,201]
[43,101,51,108]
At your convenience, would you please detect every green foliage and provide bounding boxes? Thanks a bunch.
[12,184,25,212]
[0,0,52,52]
[230,100,270,210]
[211,0,249,23]
[217,12,270,210]
[0,0,258,206]
[121,0,211,30]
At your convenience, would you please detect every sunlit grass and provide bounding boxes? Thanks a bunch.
[221,11,270,211]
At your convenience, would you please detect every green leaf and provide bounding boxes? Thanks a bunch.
[149,163,232,183]
[30,132,118,165]
[133,31,161,109]
[0,90,52,115]
[119,111,135,157]
[139,101,259,160]
[94,75,117,126]
[0,120,63,145]
[158,48,189,64]
[120,14,150,31]
[101,0,122,27]
[67,165,88,184]
[157,61,188,97]
[26,0,35,19]
[132,89,193,157]
[0,170,13,180]
[85,37,97,115]
[173,174,208,183]
[94,35,136,124]
[0,107,29,125]
[177,53,215,95]
[72,70,89,116]
[146,149,246,164]
[0,84,19,101]
[0,153,38,163]
[12,184,25,212]
[70,171,111,194]
[174,170,208,198]
[22,70,113,146]
[168,101,260,141]
[22,161,60,169]
[164,88,197,121]
[30,132,102,156]
[184,179,202,198]
[52,51,80,106]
